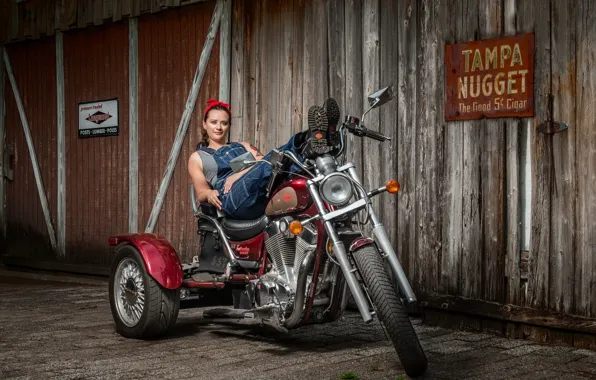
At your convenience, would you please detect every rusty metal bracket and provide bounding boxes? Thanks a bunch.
[537,120,568,134]
[538,93,568,134]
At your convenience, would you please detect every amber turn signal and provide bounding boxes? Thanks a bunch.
[386,180,400,194]
[289,220,303,235]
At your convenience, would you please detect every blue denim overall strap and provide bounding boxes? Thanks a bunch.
[198,142,249,191]
[219,134,306,220]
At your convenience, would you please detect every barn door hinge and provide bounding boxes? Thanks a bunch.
[537,93,568,134]
[3,144,14,181]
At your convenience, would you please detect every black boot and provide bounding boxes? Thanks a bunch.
[323,98,341,147]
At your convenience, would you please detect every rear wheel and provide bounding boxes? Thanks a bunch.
[109,245,180,339]
[352,244,427,377]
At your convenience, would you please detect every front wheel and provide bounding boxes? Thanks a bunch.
[352,245,427,377]
[108,245,180,339]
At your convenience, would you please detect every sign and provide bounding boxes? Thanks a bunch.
[445,32,534,121]
[78,98,119,138]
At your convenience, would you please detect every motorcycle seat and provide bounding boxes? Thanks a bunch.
[221,215,269,241]
[199,202,268,241]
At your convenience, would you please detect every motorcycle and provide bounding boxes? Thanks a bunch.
[107,86,428,377]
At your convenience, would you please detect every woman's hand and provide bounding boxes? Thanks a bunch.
[206,189,222,210]
[223,173,240,194]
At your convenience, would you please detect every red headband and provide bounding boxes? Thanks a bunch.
[204,99,231,119]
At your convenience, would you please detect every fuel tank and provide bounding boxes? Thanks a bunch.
[265,178,312,217]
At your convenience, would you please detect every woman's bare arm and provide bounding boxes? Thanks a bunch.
[188,152,222,210]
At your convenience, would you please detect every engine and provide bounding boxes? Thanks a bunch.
[251,217,317,316]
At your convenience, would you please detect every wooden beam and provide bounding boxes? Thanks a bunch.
[129,18,139,233]
[419,292,596,336]
[144,0,224,233]
[219,0,231,103]
[0,45,5,241]
[56,32,66,257]
[3,49,58,251]
[219,0,231,143]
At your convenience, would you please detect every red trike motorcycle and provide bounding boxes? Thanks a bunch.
[107,86,427,377]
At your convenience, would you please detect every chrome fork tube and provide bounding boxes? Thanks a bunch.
[347,167,417,303]
[307,181,373,323]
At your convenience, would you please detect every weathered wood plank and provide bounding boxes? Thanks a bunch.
[439,0,467,296]
[140,0,152,13]
[517,0,551,310]
[229,0,245,142]
[0,45,5,241]
[549,0,577,315]
[277,1,294,147]
[290,0,305,137]
[260,0,278,151]
[344,0,363,179]
[10,2,19,40]
[575,0,596,317]
[397,0,417,282]
[301,0,328,131]
[480,0,505,303]
[219,0,231,104]
[94,0,104,25]
[56,31,66,257]
[151,0,161,14]
[361,0,380,220]
[416,0,446,293]
[378,0,398,247]
[458,1,482,300]
[504,0,521,307]
[77,0,87,28]
[243,1,258,146]
[60,0,77,30]
[327,0,345,117]
[112,0,123,22]
[102,0,112,21]
[419,292,596,335]
[3,49,57,251]
[145,0,223,233]
[129,18,139,232]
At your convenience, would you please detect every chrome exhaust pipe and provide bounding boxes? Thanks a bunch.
[284,250,315,329]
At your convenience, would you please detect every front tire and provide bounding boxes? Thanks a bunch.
[352,245,427,377]
[109,245,180,339]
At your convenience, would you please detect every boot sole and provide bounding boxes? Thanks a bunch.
[307,105,329,154]
[324,98,341,146]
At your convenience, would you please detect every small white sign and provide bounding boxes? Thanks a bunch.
[78,98,119,138]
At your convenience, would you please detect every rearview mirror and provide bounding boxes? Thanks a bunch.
[368,86,395,109]
[230,151,257,173]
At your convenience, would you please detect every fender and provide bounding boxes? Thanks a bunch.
[108,233,183,290]
[349,237,375,252]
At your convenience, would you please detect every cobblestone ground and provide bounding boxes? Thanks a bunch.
[1,277,595,379]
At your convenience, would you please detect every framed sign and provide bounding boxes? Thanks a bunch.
[78,98,119,138]
[445,32,534,121]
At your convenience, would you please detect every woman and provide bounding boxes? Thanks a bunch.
[188,99,338,220]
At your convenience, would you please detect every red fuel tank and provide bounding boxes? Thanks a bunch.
[265,178,312,217]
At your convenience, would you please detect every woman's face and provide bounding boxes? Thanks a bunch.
[203,109,230,143]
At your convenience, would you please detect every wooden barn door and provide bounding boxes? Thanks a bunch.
[3,38,58,261]
[137,1,220,263]
[63,22,129,267]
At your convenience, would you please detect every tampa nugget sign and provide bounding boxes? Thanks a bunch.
[445,32,534,121]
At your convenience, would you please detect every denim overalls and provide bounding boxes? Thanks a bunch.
[198,135,304,220]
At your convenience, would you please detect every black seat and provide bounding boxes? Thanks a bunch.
[221,215,269,241]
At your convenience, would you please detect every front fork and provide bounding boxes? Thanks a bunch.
[306,168,417,324]
[347,167,417,304]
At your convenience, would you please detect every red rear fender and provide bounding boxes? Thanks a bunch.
[109,233,183,290]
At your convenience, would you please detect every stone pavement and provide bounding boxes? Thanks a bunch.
[0,277,595,380]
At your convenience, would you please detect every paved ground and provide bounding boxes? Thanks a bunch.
[1,276,595,380]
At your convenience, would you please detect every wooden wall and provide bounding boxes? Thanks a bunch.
[137,1,219,263]
[230,0,596,325]
[0,0,209,45]
[4,37,58,261]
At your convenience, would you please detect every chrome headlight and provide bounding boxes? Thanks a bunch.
[320,173,353,206]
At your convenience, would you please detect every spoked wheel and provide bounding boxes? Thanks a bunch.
[108,245,180,339]
[352,245,428,378]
